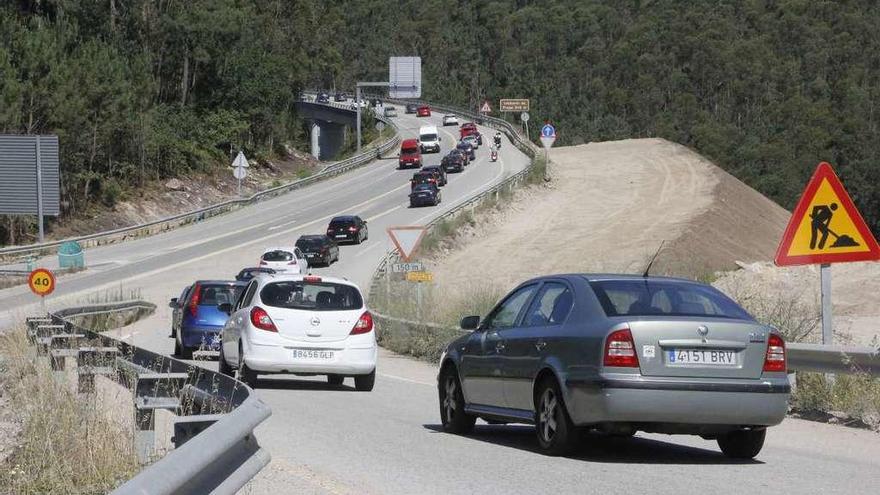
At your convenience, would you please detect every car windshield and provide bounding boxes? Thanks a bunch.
[589,279,753,320]
[198,284,244,306]
[262,250,293,262]
[260,281,363,311]
[420,133,438,141]
[330,221,354,229]
[296,238,325,249]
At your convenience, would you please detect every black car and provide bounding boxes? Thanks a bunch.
[422,165,447,186]
[456,141,476,161]
[405,103,419,114]
[442,152,465,173]
[296,235,340,267]
[334,92,346,102]
[411,170,440,190]
[326,215,369,244]
[235,267,277,282]
[316,92,330,103]
[450,148,470,166]
[410,183,441,207]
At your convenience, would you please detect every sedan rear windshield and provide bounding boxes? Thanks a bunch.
[262,250,293,262]
[198,284,244,306]
[260,281,363,311]
[296,238,326,249]
[589,280,752,320]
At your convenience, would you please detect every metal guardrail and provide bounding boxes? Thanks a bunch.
[788,342,880,375]
[25,301,272,494]
[0,100,401,262]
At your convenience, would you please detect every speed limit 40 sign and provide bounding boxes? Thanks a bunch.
[28,268,55,297]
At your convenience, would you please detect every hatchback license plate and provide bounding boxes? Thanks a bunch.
[667,349,736,366]
[335,234,347,238]
[292,349,334,360]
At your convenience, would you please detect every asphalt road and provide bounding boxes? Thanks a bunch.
[2,104,878,495]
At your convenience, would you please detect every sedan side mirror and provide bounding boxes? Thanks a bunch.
[460,315,481,331]
[218,303,233,315]
[168,298,178,308]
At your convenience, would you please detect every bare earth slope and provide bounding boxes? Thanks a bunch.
[434,138,789,290]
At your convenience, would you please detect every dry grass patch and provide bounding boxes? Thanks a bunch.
[0,325,139,494]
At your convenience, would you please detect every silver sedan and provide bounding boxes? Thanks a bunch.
[438,274,789,457]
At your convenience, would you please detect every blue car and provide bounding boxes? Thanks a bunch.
[172,280,246,359]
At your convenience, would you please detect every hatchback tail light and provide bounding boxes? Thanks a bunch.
[763,334,786,372]
[189,283,201,317]
[604,328,639,368]
[348,226,358,232]
[350,311,373,335]
[250,307,277,332]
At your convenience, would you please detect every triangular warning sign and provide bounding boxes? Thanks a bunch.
[480,100,492,113]
[775,162,880,266]
[387,226,428,262]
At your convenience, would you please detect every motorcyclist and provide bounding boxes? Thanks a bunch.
[490,144,498,161]
[494,132,502,148]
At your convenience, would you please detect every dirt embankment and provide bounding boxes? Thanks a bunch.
[47,148,318,241]
[432,138,788,287]
[427,138,880,345]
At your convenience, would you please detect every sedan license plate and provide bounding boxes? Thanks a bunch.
[292,349,334,360]
[335,234,347,238]
[667,349,737,366]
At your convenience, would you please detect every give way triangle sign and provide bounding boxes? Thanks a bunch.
[387,226,428,262]
[775,162,880,266]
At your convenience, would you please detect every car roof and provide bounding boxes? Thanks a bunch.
[517,273,707,286]
[422,165,440,169]
[297,235,327,240]
[330,215,358,222]
[254,273,361,289]
[193,280,247,286]
[262,246,296,253]
[401,138,419,146]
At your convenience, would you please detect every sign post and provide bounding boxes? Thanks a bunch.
[28,268,56,313]
[774,162,880,344]
[499,99,530,112]
[521,112,530,142]
[231,151,249,197]
[540,123,557,182]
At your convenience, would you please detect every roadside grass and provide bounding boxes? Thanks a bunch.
[372,280,504,361]
[0,325,139,493]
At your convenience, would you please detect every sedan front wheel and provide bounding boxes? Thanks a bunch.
[439,366,475,434]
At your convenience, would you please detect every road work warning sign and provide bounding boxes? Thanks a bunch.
[775,162,880,266]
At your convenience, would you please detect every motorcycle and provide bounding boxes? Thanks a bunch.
[490,149,498,162]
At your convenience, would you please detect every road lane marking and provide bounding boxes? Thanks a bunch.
[378,372,433,387]
[268,218,298,231]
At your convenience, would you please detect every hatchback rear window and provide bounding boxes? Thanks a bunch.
[296,238,326,249]
[262,250,293,262]
[589,280,752,320]
[260,281,363,311]
[198,284,244,306]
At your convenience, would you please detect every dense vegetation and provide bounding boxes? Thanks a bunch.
[3,0,880,244]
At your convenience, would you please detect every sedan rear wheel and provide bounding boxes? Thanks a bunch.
[717,428,766,459]
[354,369,375,391]
[439,367,475,434]
[535,377,578,456]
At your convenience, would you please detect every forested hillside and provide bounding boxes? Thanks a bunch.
[3,0,880,244]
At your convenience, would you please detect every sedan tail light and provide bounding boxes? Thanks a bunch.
[604,328,639,368]
[763,334,786,372]
[350,311,373,335]
[250,307,277,332]
[348,226,358,232]
[189,283,201,317]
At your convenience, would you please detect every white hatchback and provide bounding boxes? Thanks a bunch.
[218,274,377,391]
[259,247,308,274]
[442,114,459,126]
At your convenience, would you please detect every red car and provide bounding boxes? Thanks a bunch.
[398,138,422,169]
[417,105,431,117]
[459,122,482,144]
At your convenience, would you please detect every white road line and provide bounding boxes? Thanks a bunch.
[378,372,433,387]
[267,218,298,231]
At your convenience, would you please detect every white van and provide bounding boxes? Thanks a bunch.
[419,125,441,153]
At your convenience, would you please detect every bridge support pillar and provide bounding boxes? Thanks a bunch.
[310,121,321,159]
